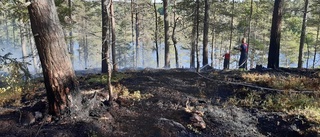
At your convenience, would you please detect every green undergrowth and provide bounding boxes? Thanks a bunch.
[226,72,320,133]
[86,72,130,85]
[241,73,320,91]
[0,71,130,107]
[227,89,320,133]
[0,87,23,107]
[0,55,36,107]
[113,83,153,101]
[0,76,40,107]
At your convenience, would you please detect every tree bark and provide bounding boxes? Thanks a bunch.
[248,0,253,69]
[211,11,216,68]
[28,0,79,116]
[164,0,170,68]
[190,10,197,68]
[202,0,209,66]
[101,0,110,73]
[135,7,140,68]
[196,0,200,72]
[211,29,215,68]
[306,41,309,68]
[131,0,135,68]
[110,0,117,71]
[313,24,319,68]
[229,0,234,52]
[172,0,179,68]
[84,35,89,69]
[101,0,113,102]
[298,0,308,68]
[153,0,159,68]
[220,34,223,69]
[267,0,283,69]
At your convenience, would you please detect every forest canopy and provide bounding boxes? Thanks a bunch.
[0,0,319,73]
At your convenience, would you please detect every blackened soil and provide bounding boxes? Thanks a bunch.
[0,68,319,137]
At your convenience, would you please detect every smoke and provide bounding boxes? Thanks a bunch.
[68,90,98,120]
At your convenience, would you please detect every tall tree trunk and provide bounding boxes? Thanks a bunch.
[84,36,89,69]
[214,35,218,68]
[131,0,135,68]
[196,0,200,72]
[135,7,139,68]
[190,26,197,68]
[28,0,79,116]
[107,21,113,103]
[306,41,309,68]
[220,34,223,69]
[163,0,170,68]
[228,0,234,52]
[153,0,159,68]
[251,21,257,67]
[211,10,216,68]
[172,0,179,68]
[267,0,283,69]
[202,0,209,66]
[298,0,308,68]
[248,0,253,69]
[313,24,319,68]
[102,0,113,102]
[142,42,145,67]
[190,15,196,68]
[211,29,215,67]
[228,0,235,69]
[110,0,117,71]
[101,0,110,73]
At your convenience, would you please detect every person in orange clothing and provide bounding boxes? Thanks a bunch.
[223,50,230,70]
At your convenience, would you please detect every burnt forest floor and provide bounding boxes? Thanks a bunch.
[0,68,320,137]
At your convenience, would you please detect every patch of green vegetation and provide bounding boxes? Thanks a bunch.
[261,93,318,111]
[226,87,320,133]
[0,87,23,107]
[86,75,108,85]
[112,72,130,82]
[241,73,320,91]
[236,72,320,133]
[0,75,39,107]
[86,72,131,85]
[87,130,99,137]
[114,84,153,101]
[0,53,38,107]
[120,89,153,101]
[187,124,202,134]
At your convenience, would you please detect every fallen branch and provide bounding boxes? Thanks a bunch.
[35,121,44,137]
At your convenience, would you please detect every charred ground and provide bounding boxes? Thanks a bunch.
[0,68,319,137]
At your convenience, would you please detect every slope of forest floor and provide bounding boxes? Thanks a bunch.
[0,68,320,137]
